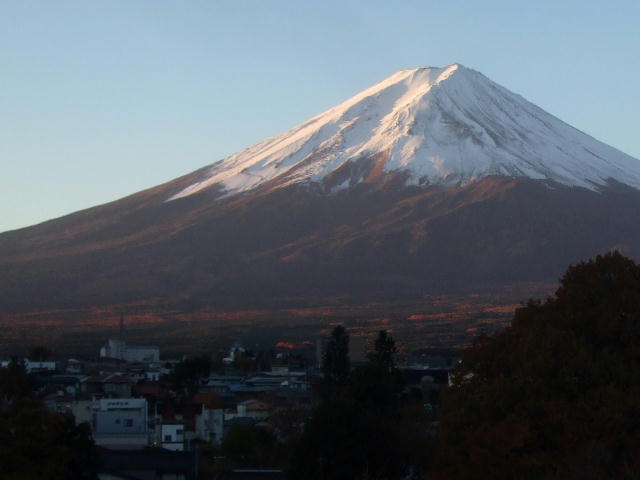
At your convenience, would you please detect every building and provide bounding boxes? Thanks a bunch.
[223,342,246,365]
[99,315,160,363]
[100,339,160,363]
[195,407,224,444]
[69,398,94,426]
[92,398,149,447]
[160,423,185,451]
[225,399,271,422]
[81,374,135,398]
[0,359,56,373]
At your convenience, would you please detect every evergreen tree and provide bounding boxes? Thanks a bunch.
[0,399,99,479]
[289,326,426,479]
[170,354,211,397]
[433,252,640,479]
[0,357,31,403]
[372,329,397,370]
[29,345,52,361]
[322,325,350,387]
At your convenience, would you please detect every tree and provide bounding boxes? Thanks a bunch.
[29,345,52,361]
[222,425,259,466]
[322,325,350,387]
[372,329,397,370]
[0,357,32,403]
[169,354,211,397]
[289,327,426,479]
[433,252,640,479]
[0,399,99,479]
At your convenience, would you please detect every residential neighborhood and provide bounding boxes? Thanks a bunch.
[0,327,451,479]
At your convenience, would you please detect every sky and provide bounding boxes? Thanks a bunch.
[2,0,639,233]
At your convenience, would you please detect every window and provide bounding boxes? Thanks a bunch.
[164,435,172,442]
[125,419,133,427]
[176,429,183,435]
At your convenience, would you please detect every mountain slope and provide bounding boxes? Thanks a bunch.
[1,64,640,315]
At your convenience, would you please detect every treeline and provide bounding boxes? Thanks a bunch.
[288,251,640,479]
[0,359,99,480]
[432,251,640,479]
[288,326,432,479]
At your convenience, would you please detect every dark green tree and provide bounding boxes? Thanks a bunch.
[221,424,286,469]
[433,251,640,479]
[372,329,397,370]
[169,354,211,397]
[0,357,32,402]
[0,399,99,479]
[29,345,52,361]
[222,425,259,466]
[289,326,426,479]
[322,325,350,387]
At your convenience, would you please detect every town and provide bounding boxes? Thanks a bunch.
[0,316,452,479]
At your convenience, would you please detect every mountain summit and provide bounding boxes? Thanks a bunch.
[170,63,640,200]
[2,64,640,315]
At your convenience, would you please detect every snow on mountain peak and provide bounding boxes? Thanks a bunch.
[169,64,640,201]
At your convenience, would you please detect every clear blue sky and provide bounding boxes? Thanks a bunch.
[2,0,639,233]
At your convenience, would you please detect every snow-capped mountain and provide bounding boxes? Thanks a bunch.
[170,63,640,200]
[2,64,640,317]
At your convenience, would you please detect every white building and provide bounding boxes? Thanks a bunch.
[70,399,94,426]
[222,342,246,365]
[92,398,149,447]
[100,339,160,363]
[160,423,185,451]
[195,408,224,444]
[0,359,56,373]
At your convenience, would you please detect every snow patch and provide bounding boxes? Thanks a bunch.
[168,63,640,201]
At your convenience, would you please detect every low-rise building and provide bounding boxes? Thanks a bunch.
[100,339,160,363]
[1,359,57,373]
[160,423,185,451]
[195,407,224,444]
[225,399,271,422]
[92,398,149,447]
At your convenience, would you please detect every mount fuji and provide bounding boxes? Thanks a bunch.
[2,64,640,315]
[171,63,640,198]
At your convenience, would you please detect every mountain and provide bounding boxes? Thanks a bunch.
[170,64,640,198]
[2,63,640,315]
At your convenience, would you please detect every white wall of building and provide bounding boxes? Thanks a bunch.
[161,424,185,451]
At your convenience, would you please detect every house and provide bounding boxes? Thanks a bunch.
[235,399,270,420]
[25,360,57,373]
[36,374,85,397]
[65,358,84,374]
[160,423,185,451]
[69,398,94,425]
[223,342,246,365]
[81,374,135,398]
[195,407,224,444]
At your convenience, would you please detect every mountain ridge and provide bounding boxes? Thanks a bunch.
[168,63,640,201]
